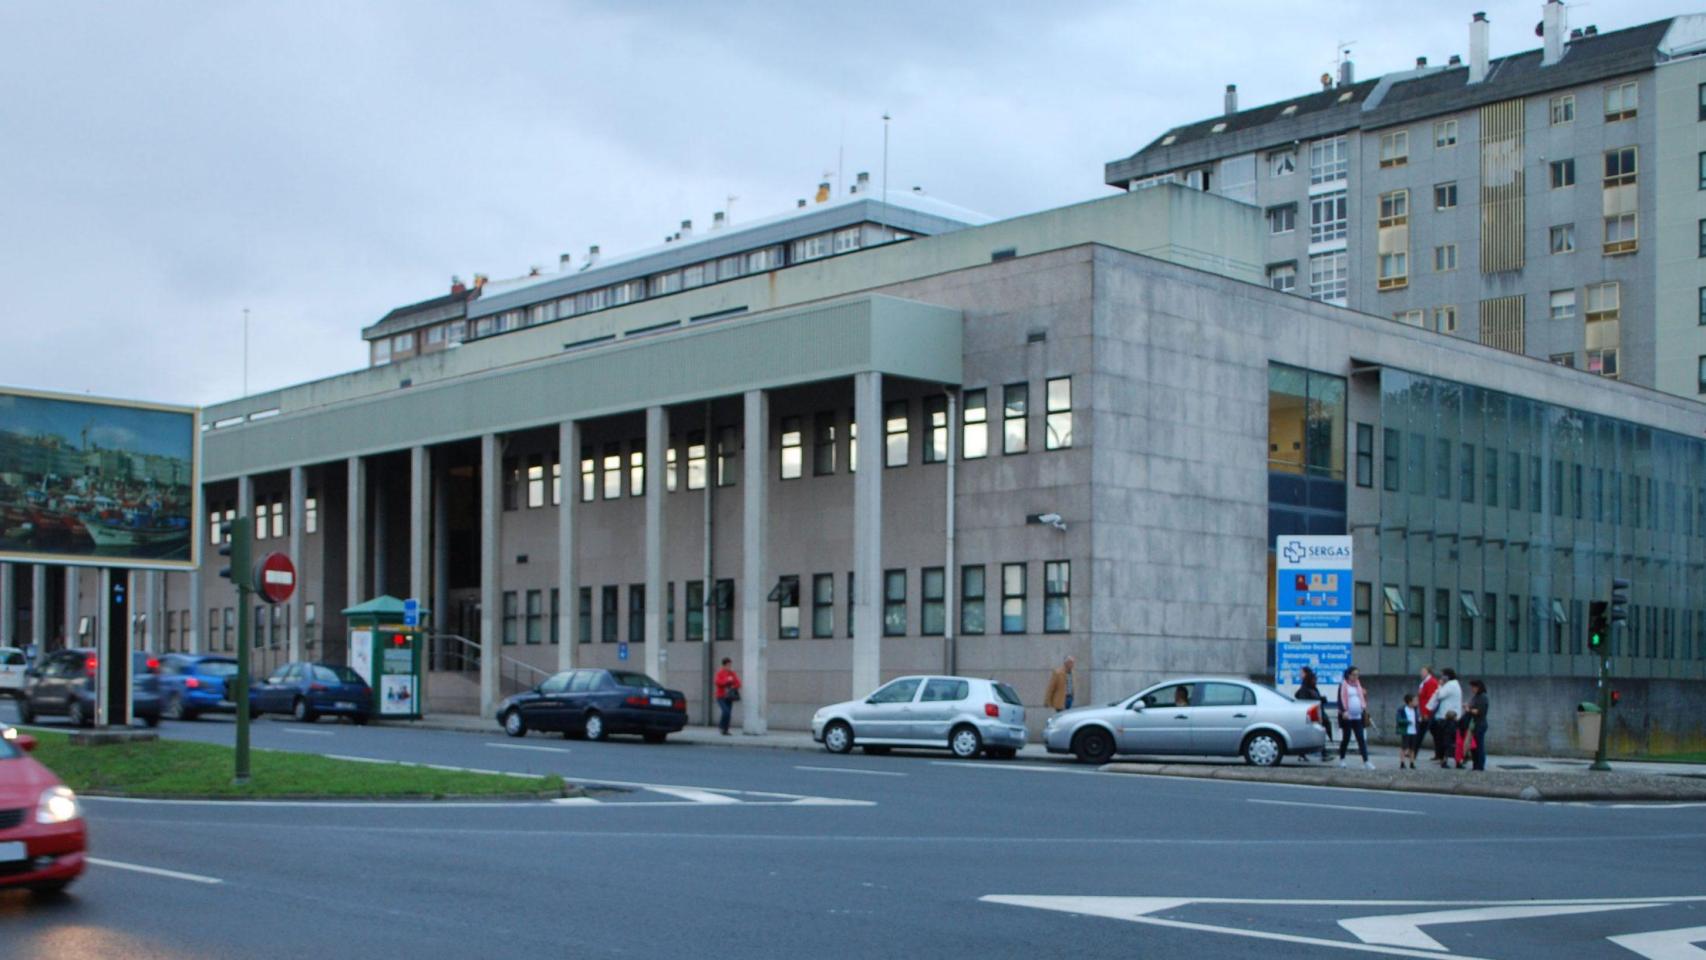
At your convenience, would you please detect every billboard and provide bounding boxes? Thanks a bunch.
[0,387,199,570]
[1274,534,1353,697]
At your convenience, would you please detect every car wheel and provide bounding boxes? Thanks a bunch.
[249,708,263,720]
[67,699,89,728]
[582,711,606,742]
[503,709,527,738]
[163,694,184,721]
[643,731,667,744]
[292,698,315,723]
[987,747,1017,760]
[29,880,72,897]
[860,745,890,755]
[822,720,853,754]
[143,713,159,728]
[949,724,983,759]
[1072,727,1116,765]
[351,714,369,726]
[1242,731,1284,767]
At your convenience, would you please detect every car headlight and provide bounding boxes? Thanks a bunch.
[1,726,16,741]
[37,785,80,825]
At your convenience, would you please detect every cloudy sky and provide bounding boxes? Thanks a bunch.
[0,0,1680,408]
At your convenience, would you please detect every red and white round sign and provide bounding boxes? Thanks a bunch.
[255,552,297,604]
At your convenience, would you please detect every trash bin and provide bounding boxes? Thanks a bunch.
[1575,701,1602,753]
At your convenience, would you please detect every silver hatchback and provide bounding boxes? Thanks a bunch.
[1043,677,1325,767]
[812,676,1028,759]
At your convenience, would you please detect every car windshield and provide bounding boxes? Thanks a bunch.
[610,671,660,689]
[992,682,1023,706]
[196,660,240,678]
[318,665,365,685]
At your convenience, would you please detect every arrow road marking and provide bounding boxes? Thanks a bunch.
[1341,903,1662,951]
[1609,925,1706,959]
[89,857,223,885]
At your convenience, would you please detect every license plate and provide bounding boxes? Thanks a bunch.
[649,697,673,707]
[0,842,24,863]
[336,701,357,710]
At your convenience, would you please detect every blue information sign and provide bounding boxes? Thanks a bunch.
[402,597,420,628]
[618,641,629,661]
[1274,535,1354,692]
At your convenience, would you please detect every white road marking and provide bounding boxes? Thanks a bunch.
[646,786,742,805]
[88,857,223,885]
[794,765,907,777]
[321,754,547,779]
[277,729,332,736]
[930,760,1095,774]
[487,743,572,754]
[1342,903,1661,951]
[1608,924,1706,959]
[551,797,602,805]
[1248,798,1421,816]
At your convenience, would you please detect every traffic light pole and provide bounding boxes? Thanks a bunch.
[221,517,254,785]
[1590,652,1612,772]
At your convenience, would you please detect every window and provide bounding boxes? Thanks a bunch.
[1043,561,1070,633]
[629,585,644,644]
[883,569,907,637]
[921,567,946,635]
[254,502,269,540]
[372,338,391,365]
[1394,309,1423,327]
[1603,147,1637,187]
[1550,352,1576,368]
[527,456,545,508]
[1309,136,1347,184]
[602,445,621,499]
[1378,190,1409,227]
[502,591,518,645]
[962,389,988,459]
[1434,119,1458,148]
[1267,205,1295,234]
[848,418,857,473]
[1308,252,1347,304]
[1432,306,1458,333]
[425,324,444,345]
[1603,213,1638,255]
[1407,586,1424,647]
[868,678,921,704]
[685,581,704,642]
[1699,218,1706,257]
[1045,378,1072,450]
[580,452,595,502]
[921,679,970,703]
[780,417,802,479]
[1310,191,1347,243]
[1433,182,1457,210]
[662,446,676,494]
[813,412,837,475]
[1460,444,1476,502]
[1378,252,1407,290]
[1433,587,1450,648]
[1268,149,1296,177]
[525,590,542,645]
[1550,159,1575,189]
[960,565,986,635]
[715,426,738,487]
[1382,429,1400,492]
[601,586,618,643]
[629,445,645,496]
[1003,383,1028,454]
[1549,224,1575,255]
[686,433,707,490]
[923,396,948,464]
[884,400,909,467]
[553,458,563,503]
[1699,356,1706,394]
[1354,582,1372,645]
[1378,130,1408,167]
[812,574,834,638]
[1604,80,1637,121]
[1433,245,1457,272]
[1550,289,1576,321]
[1700,82,1706,121]
[1698,152,1706,190]
[1550,94,1575,125]
[1001,563,1027,634]
[846,572,855,637]
[792,233,831,262]
[777,576,799,639]
[833,228,861,253]
[551,589,561,645]
[1267,263,1296,293]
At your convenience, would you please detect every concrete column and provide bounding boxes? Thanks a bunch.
[64,567,78,647]
[288,465,306,662]
[372,477,388,597]
[739,389,769,734]
[346,456,367,610]
[557,420,580,672]
[644,406,667,683]
[31,565,48,652]
[145,570,162,653]
[432,470,449,642]
[0,563,14,647]
[852,371,883,698]
[238,475,254,524]
[409,445,429,612]
[188,559,204,653]
[479,433,501,718]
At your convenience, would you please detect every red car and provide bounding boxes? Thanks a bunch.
[0,726,85,895]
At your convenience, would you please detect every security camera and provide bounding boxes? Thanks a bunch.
[1029,512,1068,532]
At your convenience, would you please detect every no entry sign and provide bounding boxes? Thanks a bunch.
[255,552,297,604]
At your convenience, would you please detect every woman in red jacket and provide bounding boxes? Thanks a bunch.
[714,658,741,736]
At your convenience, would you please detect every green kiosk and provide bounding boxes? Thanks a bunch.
[342,595,425,720]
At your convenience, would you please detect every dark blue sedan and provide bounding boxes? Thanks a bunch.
[250,661,372,724]
[158,654,242,721]
[498,669,687,743]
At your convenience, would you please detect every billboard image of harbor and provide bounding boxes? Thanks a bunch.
[0,388,198,569]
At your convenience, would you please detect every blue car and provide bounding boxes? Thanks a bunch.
[157,654,242,721]
[250,661,372,724]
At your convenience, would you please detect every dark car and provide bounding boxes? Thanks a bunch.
[18,649,161,727]
[250,661,372,723]
[157,654,242,721]
[498,668,687,743]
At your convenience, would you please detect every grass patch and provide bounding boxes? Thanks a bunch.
[26,730,566,800]
[1616,750,1706,764]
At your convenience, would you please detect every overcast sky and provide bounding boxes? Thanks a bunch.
[0,0,1681,408]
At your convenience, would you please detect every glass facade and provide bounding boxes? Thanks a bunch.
[1371,368,1706,680]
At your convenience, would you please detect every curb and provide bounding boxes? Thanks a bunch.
[78,788,574,803]
[1098,762,1706,803]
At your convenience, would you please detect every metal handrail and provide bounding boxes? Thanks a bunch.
[428,633,480,673]
[499,655,553,697]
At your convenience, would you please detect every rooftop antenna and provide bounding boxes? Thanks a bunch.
[837,116,846,198]
[881,111,891,217]
[725,194,738,224]
[242,307,250,397]
[1335,40,1356,81]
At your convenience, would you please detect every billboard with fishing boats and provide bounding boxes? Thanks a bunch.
[0,387,199,570]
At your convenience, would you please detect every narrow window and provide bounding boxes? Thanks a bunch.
[1381,429,1400,492]
[813,412,836,475]
[254,502,269,540]
[502,591,518,645]
[715,426,738,487]
[962,389,989,459]
[1001,563,1027,634]
[664,446,677,493]
[578,587,591,643]
[1549,159,1575,188]
[580,450,595,502]
[780,416,803,480]
[960,566,986,635]
[1043,561,1070,633]
[923,396,948,464]
[685,581,704,642]
[921,567,946,635]
[664,582,673,641]
[552,457,562,503]
[1003,383,1028,454]
[602,444,621,499]
[1433,587,1450,648]
[884,400,909,467]
[1354,582,1371,645]
[1433,182,1457,210]
[715,580,734,642]
[686,432,707,490]
[551,588,561,645]
[601,586,618,643]
[1045,377,1073,450]
[1355,423,1373,488]
[777,576,800,639]
[812,574,835,638]
[1550,94,1575,125]
[629,585,644,644]
[883,569,907,636]
[525,590,542,645]
[629,445,645,496]
[1407,586,1424,647]
[1381,585,1401,647]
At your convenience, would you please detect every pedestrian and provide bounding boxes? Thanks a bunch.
[1426,668,1462,768]
[1396,692,1422,769]
[713,657,741,736]
[1336,666,1373,769]
[1044,656,1076,712]
[1465,679,1490,771]
[1416,665,1440,763]
[1295,666,1331,762]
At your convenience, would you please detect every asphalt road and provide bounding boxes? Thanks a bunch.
[3,702,1704,960]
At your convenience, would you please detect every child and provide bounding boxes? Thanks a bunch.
[1396,692,1422,769]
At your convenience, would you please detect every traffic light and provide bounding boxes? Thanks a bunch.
[218,517,252,591]
[1588,600,1609,650]
[1609,578,1630,627]
[1610,689,1621,708]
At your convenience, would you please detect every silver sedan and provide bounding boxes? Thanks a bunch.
[812,675,1028,759]
[1043,677,1325,766]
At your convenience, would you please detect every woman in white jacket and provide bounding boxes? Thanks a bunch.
[1425,668,1463,768]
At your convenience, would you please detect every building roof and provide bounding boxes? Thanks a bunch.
[1106,15,1684,186]
[361,286,478,342]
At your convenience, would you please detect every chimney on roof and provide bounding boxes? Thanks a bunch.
[1570,27,1583,40]
[1338,56,1354,87]
[1416,56,1428,68]
[528,265,541,277]
[855,171,870,195]
[912,185,924,193]
[1449,54,1462,66]
[559,253,572,273]
[712,211,726,230]
[1469,12,1490,84]
[585,245,600,268]
[473,274,488,290]
[1584,25,1596,37]
[797,199,807,208]
[1223,84,1238,114]
[1320,72,1332,91]
[451,275,466,296]
[815,181,832,203]
[1542,0,1565,66]
[679,219,693,239]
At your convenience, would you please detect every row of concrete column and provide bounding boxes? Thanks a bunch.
[0,562,174,654]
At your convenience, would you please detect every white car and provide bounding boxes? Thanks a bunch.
[0,648,27,699]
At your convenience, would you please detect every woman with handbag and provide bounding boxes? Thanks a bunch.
[714,658,742,736]
[1295,666,1331,762]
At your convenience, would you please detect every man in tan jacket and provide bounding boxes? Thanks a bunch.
[1044,656,1076,712]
